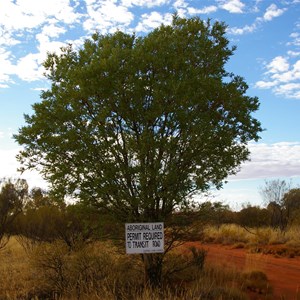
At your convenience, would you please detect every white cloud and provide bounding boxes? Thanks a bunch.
[135,11,173,33]
[255,80,277,89]
[288,32,300,47]
[0,0,44,31]
[173,0,188,17]
[188,5,218,15]
[121,0,170,8]
[266,56,290,74]
[40,24,67,39]
[287,50,300,57]
[212,141,300,206]
[0,0,82,87]
[255,56,300,99]
[173,1,218,18]
[218,0,245,14]
[0,28,21,46]
[15,53,45,82]
[229,23,257,35]
[84,0,134,33]
[0,49,15,86]
[0,0,80,31]
[274,83,300,99]
[263,4,286,22]
[231,142,300,180]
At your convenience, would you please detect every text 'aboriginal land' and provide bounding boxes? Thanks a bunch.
[125,223,164,254]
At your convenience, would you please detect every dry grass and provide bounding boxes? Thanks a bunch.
[0,236,261,300]
[202,224,300,256]
[0,237,37,299]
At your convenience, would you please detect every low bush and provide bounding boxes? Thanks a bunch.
[241,270,272,296]
[30,240,143,299]
[0,237,254,299]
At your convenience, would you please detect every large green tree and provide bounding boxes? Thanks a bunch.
[15,16,261,285]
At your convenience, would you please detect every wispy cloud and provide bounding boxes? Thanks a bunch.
[2,141,300,192]
[121,0,170,8]
[229,3,286,35]
[253,4,300,99]
[231,142,300,180]
[255,55,300,99]
[0,49,15,87]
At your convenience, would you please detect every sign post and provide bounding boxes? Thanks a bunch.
[125,222,164,254]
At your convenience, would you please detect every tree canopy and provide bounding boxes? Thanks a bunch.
[15,16,262,223]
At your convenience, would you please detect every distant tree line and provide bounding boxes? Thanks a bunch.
[1,178,300,251]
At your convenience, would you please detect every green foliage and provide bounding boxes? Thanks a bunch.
[237,205,270,228]
[197,201,235,226]
[0,179,27,248]
[283,188,300,225]
[15,206,102,250]
[15,16,261,224]
[15,206,62,243]
[14,15,262,288]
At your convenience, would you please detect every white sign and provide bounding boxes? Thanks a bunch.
[125,222,164,254]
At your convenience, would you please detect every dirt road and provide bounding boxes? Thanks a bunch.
[187,243,300,300]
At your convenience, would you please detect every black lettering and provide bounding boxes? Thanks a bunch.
[143,232,163,240]
[127,232,141,240]
[132,241,149,248]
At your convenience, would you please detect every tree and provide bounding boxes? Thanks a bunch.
[259,179,291,207]
[0,179,27,248]
[15,16,262,286]
[283,188,300,225]
[259,179,291,230]
[237,205,270,228]
[196,201,232,227]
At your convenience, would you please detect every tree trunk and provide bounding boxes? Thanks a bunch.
[142,253,163,288]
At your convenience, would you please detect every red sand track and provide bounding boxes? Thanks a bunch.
[186,242,300,299]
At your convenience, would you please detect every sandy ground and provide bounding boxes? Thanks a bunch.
[186,242,300,300]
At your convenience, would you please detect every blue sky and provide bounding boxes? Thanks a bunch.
[1,0,300,208]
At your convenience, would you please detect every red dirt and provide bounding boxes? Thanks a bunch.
[186,242,300,300]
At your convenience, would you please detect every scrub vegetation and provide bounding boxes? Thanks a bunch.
[1,178,300,299]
